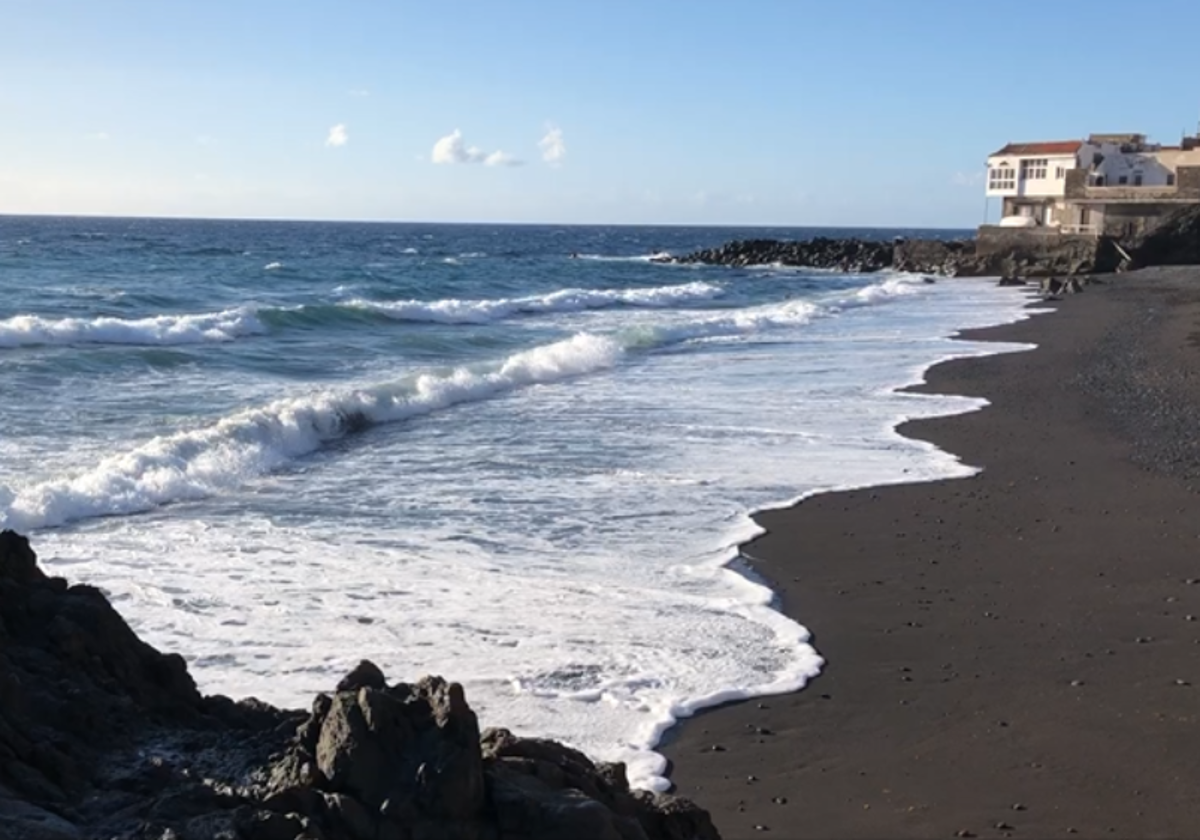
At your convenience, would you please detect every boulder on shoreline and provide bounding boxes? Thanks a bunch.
[0,530,720,840]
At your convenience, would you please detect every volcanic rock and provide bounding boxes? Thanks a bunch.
[0,530,721,840]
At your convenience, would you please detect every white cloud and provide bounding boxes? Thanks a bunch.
[326,124,348,147]
[539,125,566,166]
[88,132,110,142]
[952,170,983,186]
[485,150,523,168]
[432,129,521,166]
[348,89,370,98]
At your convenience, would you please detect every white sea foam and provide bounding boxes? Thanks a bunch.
[17,272,1044,793]
[344,281,725,324]
[264,262,283,271]
[0,281,723,349]
[0,275,929,531]
[0,308,266,348]
[575,251,673,262]
[0,333,624,531]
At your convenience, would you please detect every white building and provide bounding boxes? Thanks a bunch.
[986,139,1103,228]
[985,133,1200,233]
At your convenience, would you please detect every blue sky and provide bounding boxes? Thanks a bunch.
[3,0,1199,227]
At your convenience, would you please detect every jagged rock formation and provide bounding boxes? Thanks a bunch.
[666,233,1124,278]
[0,530,720,840]
[1127,204,1200,267]
[667,238,895,272]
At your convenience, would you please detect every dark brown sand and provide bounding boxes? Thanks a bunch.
[664,268,1200,839]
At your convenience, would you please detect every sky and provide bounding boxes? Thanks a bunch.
[3,0,1200,228]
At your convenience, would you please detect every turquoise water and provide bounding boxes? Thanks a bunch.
[0,215,1036,788]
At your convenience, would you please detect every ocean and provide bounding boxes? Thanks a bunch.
[0,216,1038,789]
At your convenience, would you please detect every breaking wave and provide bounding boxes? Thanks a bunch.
[0,308,265,348]
[344,281,725,324]
[0,273,931,532]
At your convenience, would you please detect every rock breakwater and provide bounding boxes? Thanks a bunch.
[0,531,720,840]
[665,234,1122,278]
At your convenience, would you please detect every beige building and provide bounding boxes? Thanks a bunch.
[985,132,1200,236]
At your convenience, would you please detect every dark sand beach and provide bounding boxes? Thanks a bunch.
[665,267,1200,839]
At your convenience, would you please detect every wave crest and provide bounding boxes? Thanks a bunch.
[0,308,266,348]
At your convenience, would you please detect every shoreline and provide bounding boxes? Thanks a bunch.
[663,266,1200,838]
[633,281,1047,788]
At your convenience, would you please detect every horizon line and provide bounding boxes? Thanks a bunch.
[0,211,973,231]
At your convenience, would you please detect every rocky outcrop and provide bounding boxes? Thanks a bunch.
[669,237,895,272]
[668,232,1124,278]
[1127,204,1200,267]
[0,530,720,840]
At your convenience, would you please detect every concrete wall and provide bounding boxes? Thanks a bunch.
[972,226,1120,276]
[1152,148,1200,174]
[1175,166,1200,197]
[975,227,1098,255]
[1066,166,1200,200]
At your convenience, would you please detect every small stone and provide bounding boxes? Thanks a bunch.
[995,822,1014,831]
[1070,680,1085,687]
[955,831,976,838]
[754,825,769,832]
[708,744,726,752]
[1175,679,1191,686]
[772,796,788,805]
[1012,803,1026,811]
[747,774,759,782]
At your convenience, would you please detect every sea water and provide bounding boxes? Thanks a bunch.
[0,217,1039,789]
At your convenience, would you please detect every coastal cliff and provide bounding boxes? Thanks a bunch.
[0,531,719,840]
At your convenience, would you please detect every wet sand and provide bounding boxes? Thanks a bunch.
[665,268,1200,839]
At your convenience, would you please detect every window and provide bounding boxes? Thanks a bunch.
[1168,173,1177,186]
[989,166,1015,190]
[1118,175,1128,185]
[1020,158,1048,180]
[1133,173,1143,186]
[1055,166,1066,179]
